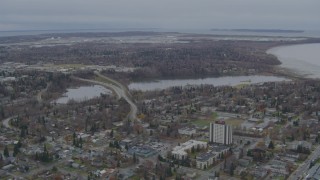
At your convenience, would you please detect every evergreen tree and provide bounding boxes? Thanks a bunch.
[297,145,303,153]
[230,163,235,176]
[268,141,275,149]
[17,140,22,148]
[73,132,76,146]
[166,167,173,177]
[229,148,233,154]
[3,146,9,157]
[41,144,51,162]
[110,129,114,138]
[13,144,19,157]
[196,144,200,152]
[35,152,39,160]
[158,155,164,161]
[143,169,148,179]
[85,117,88,132]
[79,136,83,148]
[114,141,120,149]
[133,153,137,163]
[191,146,195,154]
[0,106,4,118]
[20,128,26,138]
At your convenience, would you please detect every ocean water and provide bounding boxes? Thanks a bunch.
[54,85,111,104]
[129,75,289,91]
[1,28,320,38]
[267,43,320,78]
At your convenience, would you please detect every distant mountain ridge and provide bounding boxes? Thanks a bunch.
[211,29,304,33]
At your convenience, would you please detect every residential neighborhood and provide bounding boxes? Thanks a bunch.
[1,30,320,180]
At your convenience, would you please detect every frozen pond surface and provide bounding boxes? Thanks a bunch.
[129,75,289,91]
[55,85,111,104]
[267,43,320,78]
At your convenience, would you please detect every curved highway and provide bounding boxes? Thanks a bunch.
[71,75,137,121]
[36,82,51,103]
[1,116,18,130]
[289,145,320,180]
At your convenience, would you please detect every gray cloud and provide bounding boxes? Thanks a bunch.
[1,0,319,31]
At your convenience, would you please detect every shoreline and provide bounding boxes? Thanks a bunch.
[267,43,320,80]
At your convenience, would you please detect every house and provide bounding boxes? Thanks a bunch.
[128,145,157,158]
[283,152,300,159]
[265,160,289,176]
[238,158,250,167]
[252,167,268,179]
[208,176,218,180]
[99,168,118,179]
[2,164,15,171]
[287,141,312,151]
[196,151,217,169]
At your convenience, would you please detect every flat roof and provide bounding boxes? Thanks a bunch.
[197,151,217,162]
[210,144,230,152]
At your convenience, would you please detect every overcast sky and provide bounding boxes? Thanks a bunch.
[1,0,319,31]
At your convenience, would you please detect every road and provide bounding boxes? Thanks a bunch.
[36,82,51,103]
[71,75,138,121]
[94,71,131,96]
[288,145,320,180]
[1,116,18,130]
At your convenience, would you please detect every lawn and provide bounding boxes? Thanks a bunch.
[192,117,243,128]
[192,112,218,127]
[94,76,118,87]
[225,118,243,126]
[191,112,243,128]
[192,119,215,127]
[234,83,250,89]
[129,175,141,180]
[51,64,86,69]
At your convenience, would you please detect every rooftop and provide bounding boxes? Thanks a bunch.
[172,140,207,155]
[196,151,217,162]
[210,144,230,152]
[215,120,226,125]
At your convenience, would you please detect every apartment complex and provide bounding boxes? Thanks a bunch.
[209,120,233,145]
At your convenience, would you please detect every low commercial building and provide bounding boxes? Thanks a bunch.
[178,127,196,136]
[210,144,230,158]
[196,151,217,169]
[128,146,157,158]
[172,140,207,160]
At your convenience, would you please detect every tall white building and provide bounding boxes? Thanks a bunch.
[209,120,232,145]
